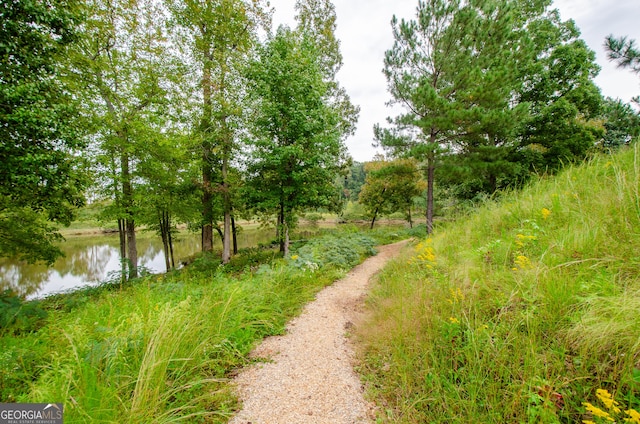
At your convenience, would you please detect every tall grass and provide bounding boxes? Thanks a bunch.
[356,144,640,423]
[1,230,397,422]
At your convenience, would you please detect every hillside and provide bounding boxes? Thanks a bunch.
[357,143,640,423]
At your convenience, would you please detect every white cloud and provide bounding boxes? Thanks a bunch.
[270,0,640,162]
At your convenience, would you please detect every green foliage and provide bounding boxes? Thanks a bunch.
[519,28,603,171]
[599,98,640,149]
[0,0,87,263]
[0,336,48,402]
[244,23,356,251]
[356,143,640,422]
[606,35,640,75]
[0,291,47,336]
[340,201,368,222]
[292,233,377,269]
[343,162,366,201]
[359,159,424,226]
[378,0,605,208]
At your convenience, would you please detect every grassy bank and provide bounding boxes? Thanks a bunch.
[0,229,410,422]
[357,144,640,423]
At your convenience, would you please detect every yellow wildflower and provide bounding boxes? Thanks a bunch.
[583,402,614,421]
[448,287,464,303]
[449,317,459,324]
[626,408,640,424]
[541,208,551,219]
[515,233,537,247]
[291,255,299,260]
[582,421,596,424]
[514,255,532,270]
[596,389,622,414]
[413,241,436,266]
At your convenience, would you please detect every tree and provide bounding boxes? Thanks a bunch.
[376,0,531,233]
[167,0,268,264]
[598,98,640,149]
[245,24,356,255]
[343,162,366,201]
[136,130,200,272]
[379,1,604,211]
[0,0,87,264]
[70,0,174,279]
[518,13,603,172]
[359,159,424,229]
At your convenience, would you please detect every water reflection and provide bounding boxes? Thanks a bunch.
[0,233,206,299]
[0,226,301,299]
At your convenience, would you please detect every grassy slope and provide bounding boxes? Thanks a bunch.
[357,144,640,423]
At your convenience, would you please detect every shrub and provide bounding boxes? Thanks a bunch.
[293,233,377,269]
[0,291,47,335]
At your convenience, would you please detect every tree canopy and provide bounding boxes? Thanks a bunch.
[377,0,604,218]
[0,0,87,264]
[244,21,356,254]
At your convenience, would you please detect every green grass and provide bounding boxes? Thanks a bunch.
[356,143,640,423]
[0,230,405,422]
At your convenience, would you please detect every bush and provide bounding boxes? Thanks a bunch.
[0,291,47,335]
[293,233,377,269]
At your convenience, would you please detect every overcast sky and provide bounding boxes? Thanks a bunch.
[269,0,640,162]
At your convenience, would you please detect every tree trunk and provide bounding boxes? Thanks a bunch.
[215,225,224,244]
[231,214,238,255]
[121,151,137,279]
[370,187,386,229]
[160,210,170,272]
[283,219,290,257]
[278,202,286,254]
[201,59,214,253]
[221,150,231,264]
[126,218,137,278]
[408,207,413,228]
[202,174,214,252]
[168,225,175,270]
[118,218,127,281]
[426,129,436,235]
[370,208,378,229]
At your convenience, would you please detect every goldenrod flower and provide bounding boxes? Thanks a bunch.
[583,402,614,421]
[448,287,464,303]
[541,208,551,219]
[413,241,436,267]
[626,408,640,423]
[515,233,537,248]
[514,255,532,269]
[596,389,621,414]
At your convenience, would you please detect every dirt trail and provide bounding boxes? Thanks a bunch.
[229,240,409,424]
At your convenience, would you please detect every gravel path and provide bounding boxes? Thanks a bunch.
[228,240,408,424]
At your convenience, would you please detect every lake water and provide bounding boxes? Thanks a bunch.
[0,228,276,299]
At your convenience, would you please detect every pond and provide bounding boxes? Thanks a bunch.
[0,227,277,299]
